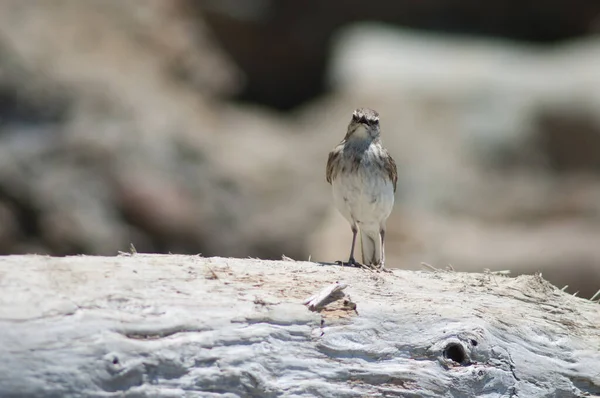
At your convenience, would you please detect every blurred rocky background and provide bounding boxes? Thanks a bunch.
[1,0,600,298]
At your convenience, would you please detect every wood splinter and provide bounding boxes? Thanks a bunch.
[303,281,348,311]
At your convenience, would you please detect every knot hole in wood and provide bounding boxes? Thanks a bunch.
[443,342,470,365]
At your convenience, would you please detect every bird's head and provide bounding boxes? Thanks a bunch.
[345,107,380,141]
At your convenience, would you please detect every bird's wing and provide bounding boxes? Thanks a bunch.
[326,145,342,184]
[383,149,398,192]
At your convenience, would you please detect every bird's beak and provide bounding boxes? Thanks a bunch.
[349,122,370,140]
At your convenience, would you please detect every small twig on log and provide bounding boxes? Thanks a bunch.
[590,288,600,302]
[420,262,439,272]
[491,270,511,276]
[204,265,218,280]
[118,243,138,257]
[483,269,499,287]
[303,282,348,311]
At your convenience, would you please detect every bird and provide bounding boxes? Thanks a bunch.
[326,108,397,269]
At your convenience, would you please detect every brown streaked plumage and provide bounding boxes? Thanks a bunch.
[382,149,398,192]
[326,107,397,269]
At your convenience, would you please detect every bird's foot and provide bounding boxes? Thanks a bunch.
[335,258,367,269]
[366,262,391,273]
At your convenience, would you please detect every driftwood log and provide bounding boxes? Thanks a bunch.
[0,254,599,397]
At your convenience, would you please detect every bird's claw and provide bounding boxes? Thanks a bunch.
[335,260,391,273]
[335,259,367,268]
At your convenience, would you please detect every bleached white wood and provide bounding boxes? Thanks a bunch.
[303,281,348,310]
[0,254,599,397]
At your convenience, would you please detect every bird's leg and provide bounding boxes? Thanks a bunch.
[336,225,365,268]
[380,229,385,267]
[379,229,392,272]
[348,226,371,269]
[348,226,359,265]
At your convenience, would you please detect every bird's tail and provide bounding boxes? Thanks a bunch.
[360,229,382,266]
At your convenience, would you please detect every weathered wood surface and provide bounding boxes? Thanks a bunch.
[0,254,599,397]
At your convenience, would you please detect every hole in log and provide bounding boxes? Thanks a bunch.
[471,339,478,347]
[444,343,469,365]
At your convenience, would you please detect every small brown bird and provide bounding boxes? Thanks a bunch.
[326,108,397,269]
